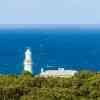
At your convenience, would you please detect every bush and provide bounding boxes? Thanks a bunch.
[0,71,99,100]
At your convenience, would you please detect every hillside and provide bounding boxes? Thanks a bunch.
[0,71,99,100]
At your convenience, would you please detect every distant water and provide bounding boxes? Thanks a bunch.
[0,28,100,74]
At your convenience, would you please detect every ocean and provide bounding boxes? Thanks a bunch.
[0,28,100,74]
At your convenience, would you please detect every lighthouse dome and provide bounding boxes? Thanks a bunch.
[25,48,31,55]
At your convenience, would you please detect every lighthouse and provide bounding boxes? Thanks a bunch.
[24,48,32,73]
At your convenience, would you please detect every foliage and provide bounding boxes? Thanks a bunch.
[0,71,99,100]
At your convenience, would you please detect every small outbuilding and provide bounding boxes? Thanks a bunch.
[39,68,78,77]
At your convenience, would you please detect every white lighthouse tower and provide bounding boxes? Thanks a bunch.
[24,48,32,73]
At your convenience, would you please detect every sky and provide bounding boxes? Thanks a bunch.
[0,0,100,25]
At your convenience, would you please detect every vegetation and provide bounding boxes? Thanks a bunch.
[0,71,99,100]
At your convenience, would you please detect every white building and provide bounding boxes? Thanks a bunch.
[39,67,78,78]
[24,48,33,73]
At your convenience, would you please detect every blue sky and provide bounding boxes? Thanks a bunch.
[0,0,99,25]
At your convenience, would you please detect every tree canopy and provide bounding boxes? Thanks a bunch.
[0,71,99,100]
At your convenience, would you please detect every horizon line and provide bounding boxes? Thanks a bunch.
[0,24,100,29]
